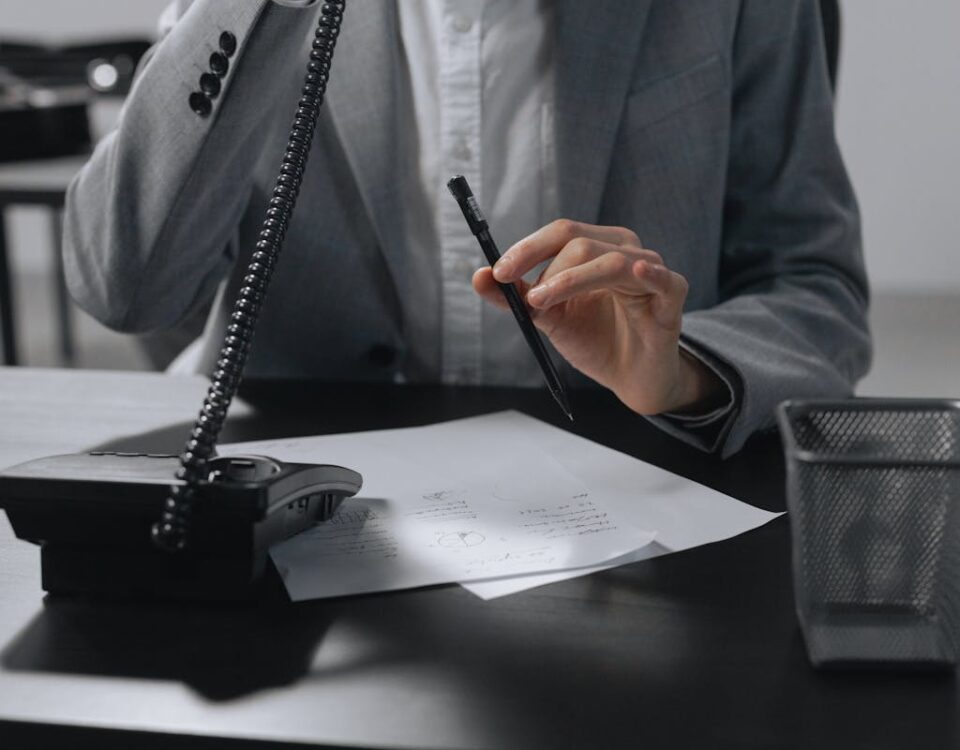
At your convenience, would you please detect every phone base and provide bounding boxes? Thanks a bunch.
[39,542,277,601]
[0,453,362,601]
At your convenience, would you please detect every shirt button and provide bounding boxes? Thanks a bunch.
[452,16,473,33]
[452,138,471,161]
[367,344,397,368]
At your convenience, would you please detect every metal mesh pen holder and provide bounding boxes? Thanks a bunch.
[778,399,960,669]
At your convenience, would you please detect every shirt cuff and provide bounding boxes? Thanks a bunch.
[642,336,742,453]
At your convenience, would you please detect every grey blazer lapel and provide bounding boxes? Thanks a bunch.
[325,1,407,288]
[555,0,653,223]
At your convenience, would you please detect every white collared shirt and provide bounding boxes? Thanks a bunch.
[397,0,557,385]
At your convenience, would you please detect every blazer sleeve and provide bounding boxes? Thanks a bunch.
[63,0,320,332]
[653,0,872,458]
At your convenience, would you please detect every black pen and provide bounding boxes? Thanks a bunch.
[447,175,573,421]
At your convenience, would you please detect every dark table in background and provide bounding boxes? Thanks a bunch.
[0,155,88,366]
[0,368,956,749]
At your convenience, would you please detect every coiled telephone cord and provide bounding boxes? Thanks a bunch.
[151,0,347,552]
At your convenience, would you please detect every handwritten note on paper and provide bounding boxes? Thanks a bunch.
[460,411,782,599]
[519,496,612,539]
[304,505,399,561]
[225,428,655,600]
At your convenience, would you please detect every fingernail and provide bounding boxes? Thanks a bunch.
[493,257,512,281]
[527,285,547,306]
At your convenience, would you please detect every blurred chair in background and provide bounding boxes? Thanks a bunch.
[0,37,150,366]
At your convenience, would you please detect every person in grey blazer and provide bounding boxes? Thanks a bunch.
[63,0,870,458]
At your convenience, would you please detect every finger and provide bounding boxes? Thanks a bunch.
[472,267,532,312]
[493,219,642,282]
[527,257,679,309]
[473,267,565,339]
[537,239,665,286]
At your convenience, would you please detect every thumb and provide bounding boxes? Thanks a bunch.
[472,267,534,312]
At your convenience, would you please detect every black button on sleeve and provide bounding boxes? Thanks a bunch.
[209,52,229,77]
[219,31,238,57]
[199,72,221,98]
[189,91,212,117]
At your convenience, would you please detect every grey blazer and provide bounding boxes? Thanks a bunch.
[63,0,871,457]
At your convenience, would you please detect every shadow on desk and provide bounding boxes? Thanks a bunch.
[0,416,346,701]
[5,526,958,747]
[1,588,341,701]
[3,505,958,748]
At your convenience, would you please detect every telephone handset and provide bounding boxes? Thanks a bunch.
[0,1,358,599]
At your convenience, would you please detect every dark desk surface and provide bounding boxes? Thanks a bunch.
[0,368,957,749]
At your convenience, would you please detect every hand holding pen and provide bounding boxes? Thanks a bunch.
[448,176,573,420]
[454,181,725,417]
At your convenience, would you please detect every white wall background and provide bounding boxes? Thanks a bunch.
[1,0,169,39]
[836,0,960,292]
[2,0,959,291]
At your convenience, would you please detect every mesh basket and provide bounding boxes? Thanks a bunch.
[778,399,960,668]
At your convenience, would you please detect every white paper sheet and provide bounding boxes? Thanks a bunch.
[222,425,655,600]
[223,411,780,601]
[458,412,781,599]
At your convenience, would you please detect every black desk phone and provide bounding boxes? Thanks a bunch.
[0,2,358,599]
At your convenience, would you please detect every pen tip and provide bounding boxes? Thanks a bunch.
[551,389,574,422]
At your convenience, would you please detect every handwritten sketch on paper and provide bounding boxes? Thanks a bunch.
[224,429,655,600]
[269,474,653,600]
[222,411,778,601]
